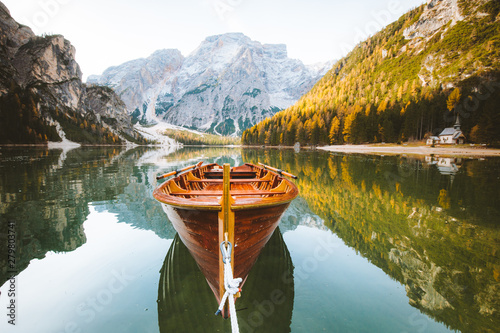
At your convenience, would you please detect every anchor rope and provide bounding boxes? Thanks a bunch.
[215,241,242,333]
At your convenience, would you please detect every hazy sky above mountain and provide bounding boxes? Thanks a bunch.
[3,0,425,79]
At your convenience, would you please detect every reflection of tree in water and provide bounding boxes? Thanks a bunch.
[242,148,500,333]
[0,147,142,287]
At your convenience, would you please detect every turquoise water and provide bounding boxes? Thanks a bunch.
[0,146,498,332]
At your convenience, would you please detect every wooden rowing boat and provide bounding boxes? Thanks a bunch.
[153,162,298,316]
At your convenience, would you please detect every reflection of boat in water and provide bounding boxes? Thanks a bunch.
[153,162,298,313]
[158,229,294,332]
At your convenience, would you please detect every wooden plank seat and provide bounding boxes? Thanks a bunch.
[204,171,257,179]
[169,190,286,196]
[187,179,269,183]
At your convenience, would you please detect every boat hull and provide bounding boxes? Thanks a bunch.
[161,202,291,301]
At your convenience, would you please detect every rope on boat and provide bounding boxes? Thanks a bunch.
[215,241,242,333]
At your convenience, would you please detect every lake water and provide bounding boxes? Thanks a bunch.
[0,146,498,333]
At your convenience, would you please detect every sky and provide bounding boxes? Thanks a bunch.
[3,0,426,80]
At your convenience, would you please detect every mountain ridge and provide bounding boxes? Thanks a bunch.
[89,33,332,136]
[243,0,500,146]
[0,1,146,145]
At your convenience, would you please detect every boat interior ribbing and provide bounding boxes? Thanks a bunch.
[154,162,298,209]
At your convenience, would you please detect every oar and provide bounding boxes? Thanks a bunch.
[258,163,297,179]
[156,161,203,180]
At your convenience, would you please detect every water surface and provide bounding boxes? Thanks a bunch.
[0,146,498,332]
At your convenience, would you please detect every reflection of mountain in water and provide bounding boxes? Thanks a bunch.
[99,147,245,238]
[92,164,177,239]
[151,147,245,168]
[158,228,294,333]
[0,146,318,289]
[279,196,326,233]
[0,147,146,287]
[98,147,321,239]
[242,149,500,333]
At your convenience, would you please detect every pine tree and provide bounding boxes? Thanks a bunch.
[329,116,341,144]
[447,88,461,112]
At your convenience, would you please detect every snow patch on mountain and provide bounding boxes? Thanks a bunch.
[134,123,182,146]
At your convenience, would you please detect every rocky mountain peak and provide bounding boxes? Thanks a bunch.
[404,0,464,40]
[204,32,249,43]
[13,35,82,88]
[0,1,35,94]
[0,0,145,144]
[0,2,34,50]
[89,33,332,136]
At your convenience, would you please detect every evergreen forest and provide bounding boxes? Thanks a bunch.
[242,1,500,146]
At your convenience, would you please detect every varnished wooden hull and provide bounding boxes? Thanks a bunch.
[161,201,291,301]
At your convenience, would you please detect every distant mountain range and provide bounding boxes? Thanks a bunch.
[5,0,497,146]
[243,0,500,146]
[1,0,330,144]
[88,33,332,136]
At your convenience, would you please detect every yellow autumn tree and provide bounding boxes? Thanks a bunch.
[447,88,461,111]
[329,116,341,144]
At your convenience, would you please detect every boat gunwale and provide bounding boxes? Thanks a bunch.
[153,163,299,211]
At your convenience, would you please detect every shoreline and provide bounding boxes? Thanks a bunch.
[2,143,500,157]
[318,144,500,157]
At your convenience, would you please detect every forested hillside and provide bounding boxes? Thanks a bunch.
[242,0,500,146]
[162,129,240,145]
